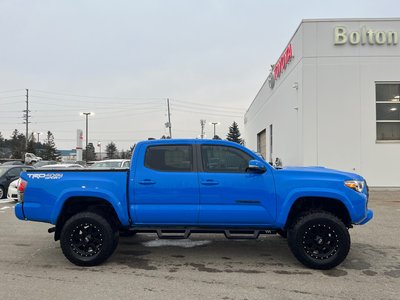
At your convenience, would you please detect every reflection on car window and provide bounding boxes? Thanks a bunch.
[145,145,193,172]
[201,145,252,173]
[7,168,21,177]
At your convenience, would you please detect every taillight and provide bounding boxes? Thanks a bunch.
[18,179,27,193]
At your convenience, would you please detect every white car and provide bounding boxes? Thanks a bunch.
[24,153,42,164]
[7,179,20,202]
[90,159,130,169]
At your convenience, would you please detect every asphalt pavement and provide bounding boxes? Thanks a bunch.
[0,190,399,300]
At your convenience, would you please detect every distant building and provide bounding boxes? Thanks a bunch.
[59,149,77,162]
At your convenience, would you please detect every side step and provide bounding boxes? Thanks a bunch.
[224,230,260,239]
[156,229,191,239]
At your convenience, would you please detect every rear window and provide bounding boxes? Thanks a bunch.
[144,145,193,172]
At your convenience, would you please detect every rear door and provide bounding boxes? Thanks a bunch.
[131,143,199,225]
[198,144,276,226]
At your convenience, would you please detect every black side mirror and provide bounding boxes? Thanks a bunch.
[247,160,266,173]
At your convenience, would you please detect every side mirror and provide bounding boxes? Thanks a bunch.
[247,160,266,173]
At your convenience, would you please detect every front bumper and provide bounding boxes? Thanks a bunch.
[357,209,373,225]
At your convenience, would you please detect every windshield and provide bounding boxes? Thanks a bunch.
[91,161,122,168]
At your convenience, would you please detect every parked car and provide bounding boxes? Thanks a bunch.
[1,161,24,166]
[90,159,130,168]
[7,179,20,202]
[24,153,42,165]
[33,160,59,168]
[0,165,33,199]
[39,164,84,169]
[15,139,373,269]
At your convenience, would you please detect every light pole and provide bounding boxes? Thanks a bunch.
[80,112,94,162]
[97,141,102,160]
[209,122,220,139]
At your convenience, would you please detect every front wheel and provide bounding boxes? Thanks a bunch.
[287,211,350,270]
[60,211,118,266]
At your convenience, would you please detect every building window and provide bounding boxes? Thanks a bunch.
[376,83,400,141]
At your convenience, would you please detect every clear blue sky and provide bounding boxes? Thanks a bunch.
[0,0,398,150]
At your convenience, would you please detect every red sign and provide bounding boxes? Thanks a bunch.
[273,43,293,80]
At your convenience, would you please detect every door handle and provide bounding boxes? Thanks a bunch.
[138,179,156,185]
[201,180,219,186]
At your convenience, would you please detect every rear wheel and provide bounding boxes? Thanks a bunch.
[287,211,350,270]
[60,211,117,266]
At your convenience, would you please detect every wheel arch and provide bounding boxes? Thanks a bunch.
[281,196,352,230]
[54,196,121,241]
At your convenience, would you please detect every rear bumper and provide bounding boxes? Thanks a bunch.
[357,209,373,225]
[15,203,25,220]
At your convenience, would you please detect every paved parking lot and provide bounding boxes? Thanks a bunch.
[0,191,399,300]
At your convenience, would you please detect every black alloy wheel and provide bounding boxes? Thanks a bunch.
[60,212,117,266]
[287,211,350,270]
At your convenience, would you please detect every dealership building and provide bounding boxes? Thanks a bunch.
[244,18,400,187]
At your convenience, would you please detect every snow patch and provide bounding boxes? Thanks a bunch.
[142,239,211,248]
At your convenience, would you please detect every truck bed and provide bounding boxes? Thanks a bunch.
[18,169,130,225]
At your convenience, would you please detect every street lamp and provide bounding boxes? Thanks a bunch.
[97,141,102,160]
[209,122,220,139]
[80,112,94,162]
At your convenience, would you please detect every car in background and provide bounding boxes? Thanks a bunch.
[0,165,33,199]
[33,160,58,168]
[7,179,20,202]
[24,153,42,164]
[90,159,130,169]
[39,164,84,170]
[1,161,24,166]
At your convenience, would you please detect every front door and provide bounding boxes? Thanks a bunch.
[132,143,199,225]
[198,144,276,226]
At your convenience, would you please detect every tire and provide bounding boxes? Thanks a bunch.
[276,229,287,238]
[60,211,118,266]
[287,211,350,270]
[0,186,5,199]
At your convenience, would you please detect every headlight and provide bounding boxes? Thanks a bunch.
[344,180,365,193]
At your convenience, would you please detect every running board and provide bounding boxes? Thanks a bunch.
[156,229,191,239]
[224,230,260,239]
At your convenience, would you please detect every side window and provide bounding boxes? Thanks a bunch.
[7,168,21,177]
[201,145,253,173]
[123,161,130,168]
[145,145,193,172]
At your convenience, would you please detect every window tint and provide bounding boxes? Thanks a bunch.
[201,145,253,173]
[145,145,193,172]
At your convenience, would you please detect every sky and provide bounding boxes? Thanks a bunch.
[0,0,398,151]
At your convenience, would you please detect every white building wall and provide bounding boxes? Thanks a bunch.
[245,19,400,187]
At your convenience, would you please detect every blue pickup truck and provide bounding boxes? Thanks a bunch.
[15,139,373,269]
